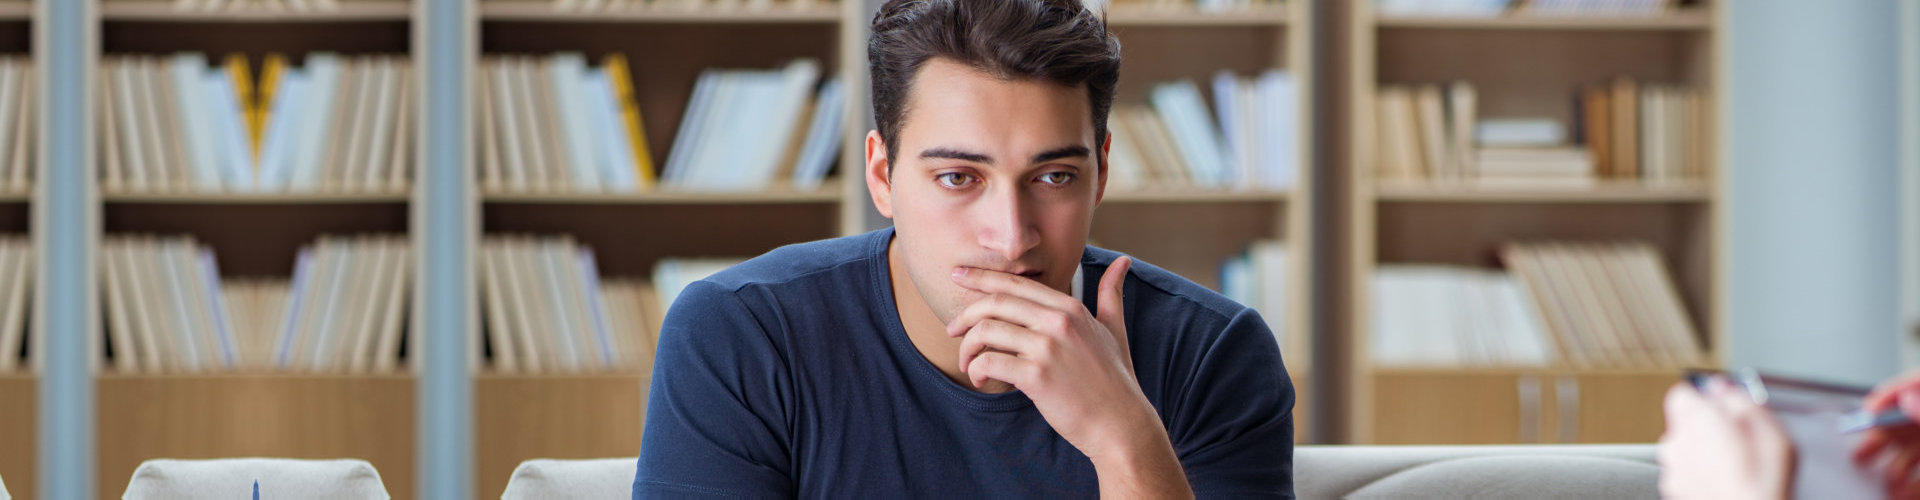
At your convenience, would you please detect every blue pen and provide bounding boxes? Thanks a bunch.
[1841,408,1912,434]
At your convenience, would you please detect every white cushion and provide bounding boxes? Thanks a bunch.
[501,458,636,500]
[0,472,10,500]
[122,458,390,500]
[1295,444,1658,500]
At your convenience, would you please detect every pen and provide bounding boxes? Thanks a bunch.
[1841,408,1913,434]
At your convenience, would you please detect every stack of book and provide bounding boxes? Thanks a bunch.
[1372,265,1555,367]
[0,57,34,195]
[0,236,30,372]
[480,235,667,374]
[100,53,415,194]
[479,53,654,195]
[1218,240,1299,369]
[1502,240,1704,368]
[1107,70,1297,191]
[662,59,843,192]
[100,234,411,374]
[1375,0,1677,17]
[1371,240,1702,368]
[147,0,403,13]
[499,0,839,12]
[1375,78,1701,186]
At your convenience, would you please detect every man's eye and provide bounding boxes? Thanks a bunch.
[935,173,976,188]
[1038,172,1076,185]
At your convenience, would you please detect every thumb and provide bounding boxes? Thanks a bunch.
[1097,256,1131,330]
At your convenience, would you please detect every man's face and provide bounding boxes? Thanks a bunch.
[866,57,1109,324]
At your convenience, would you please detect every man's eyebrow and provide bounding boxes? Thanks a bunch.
[1031,146,1091,164]
[919,147,993,164]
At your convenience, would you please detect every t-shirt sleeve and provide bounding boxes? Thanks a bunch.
[633,280,794,499]
[1166,307,1296,499]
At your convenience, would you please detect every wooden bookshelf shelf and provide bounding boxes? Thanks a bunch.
[0,2,27,22]
[1375,9,1712,31]
[1105,5,1289,27]
[480,1,841,23]
[482,186,842,205]
[101,190,411,204]
[101,1,412,22]
[1103,187,1292,203]
[0,373,32,500]
[1374,180,1712,203]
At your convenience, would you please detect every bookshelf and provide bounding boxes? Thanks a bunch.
[89,1,420,496]
[1344,0,1723,444]
[1095,0,1315,443]
[0,2,26,497]
[470,0,862,496]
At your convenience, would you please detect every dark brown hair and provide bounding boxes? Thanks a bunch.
[868,0,1121,169]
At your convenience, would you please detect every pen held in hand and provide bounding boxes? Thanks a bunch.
[1840,408,1912,434]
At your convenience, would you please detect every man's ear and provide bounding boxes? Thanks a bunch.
[1095,131,1111,206]
[865,130,896,219]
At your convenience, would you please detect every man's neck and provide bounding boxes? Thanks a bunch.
[887,236,1016,394]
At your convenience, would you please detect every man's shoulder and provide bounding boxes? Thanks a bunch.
[699,230,885,293]
[1082,245,1251,323]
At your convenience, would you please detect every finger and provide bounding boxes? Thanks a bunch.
[945,292,1068,338]
[1664,382,1709,426]
[966,351,1037,390]
[1858,430,1891,465]
[1890,445,1920,494]
[1899,386,1920,422]
[956,318,1042,373]
[951,266,1080,312]
[1864,369,1920,412]
[1095,256,1131,329]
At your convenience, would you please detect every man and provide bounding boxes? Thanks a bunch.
[633,0,1295,497]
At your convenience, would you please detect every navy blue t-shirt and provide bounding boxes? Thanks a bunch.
[633,229,1295,498]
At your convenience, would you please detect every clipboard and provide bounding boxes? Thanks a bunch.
[1686,368,1887,499]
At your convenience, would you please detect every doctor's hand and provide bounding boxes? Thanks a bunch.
[1856,369,1920,498]
[1657,379,1795,500]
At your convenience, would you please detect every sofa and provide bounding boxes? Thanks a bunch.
[120,458,391,500]
[502,444,1658,499]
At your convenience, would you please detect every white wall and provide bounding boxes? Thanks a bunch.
[1728,0,1904,386]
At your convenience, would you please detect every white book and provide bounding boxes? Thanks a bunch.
[489,61,528,190]
[299,239,349,371]
[680,71,749,190]
[548,53,603,192]
[334,59,377,191]
[662,70,721,185]
[500,237,544,373]
[538,239,583,372]
[1210,71,1246,186]
[6,61,26,191]
[359,58,400,192]
[531,59,573,190]
[0,61,18,190]
[386,63,414,191]
[1256,69,1297,190]
[124,60,162,190]
[511,58,554,191]
[1152,81,1230,188]
[579,247,618,370]
[481,241,518,372]
[1249,241,1291,363]
[197,248,238,369]
[273,247,317,369]
[372,238,410,372]
[100,60,127,192]
[101,239,141,373]
[737,60,819,191]
[582,70,639,193]
[791,77,844,190]
[289,54,344,191]
[478,61,505,192]
[257,69,309,190]
[204,70,255,190]
[0,240,19,372]
[169,54,222,191]
[152,238,202,371]
[557,241,604,371]
[120,239,169,371]
[344,237,390,373]
[177,241,225,371]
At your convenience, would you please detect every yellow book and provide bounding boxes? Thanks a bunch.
[602,54,656,190]
[256,53,290,163]
[223,54,256,164]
